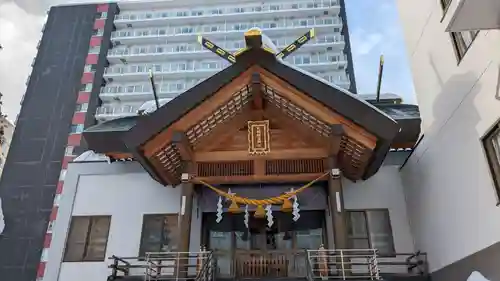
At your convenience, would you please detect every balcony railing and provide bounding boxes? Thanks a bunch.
[111,17,341,42]
[108,249,428,281]
[109,251,214,281]
[114,0,340,22]
[108,35,344,58]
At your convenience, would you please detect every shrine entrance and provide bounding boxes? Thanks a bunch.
[203,211,326,278]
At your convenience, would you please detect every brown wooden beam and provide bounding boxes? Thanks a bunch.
[264,104,329,147]
[329,124,345,156]
[142,67,257,157]
[172,131,194,161]
[196,173,327,185]
[194,105,253,152]
[326,157,349,250]
[194,148,329,162]
[149,155,181,186]
[177,166,194,277]
[258,67,377,150]
[251,72,264,110]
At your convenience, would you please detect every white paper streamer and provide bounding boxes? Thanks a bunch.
[216,196,223,223]
[244,205,249,229]
[266,204,274,227]
[0,196,4,235]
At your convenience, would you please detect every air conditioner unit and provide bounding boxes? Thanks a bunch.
[327,47,333,51]
[127,23,133,28]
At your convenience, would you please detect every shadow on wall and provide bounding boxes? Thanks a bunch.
[400,71,482,274]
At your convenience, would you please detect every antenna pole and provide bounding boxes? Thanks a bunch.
[376,55,384,103]
[149,69,160,110]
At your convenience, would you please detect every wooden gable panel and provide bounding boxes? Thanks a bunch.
[257,67,377,150]
[142,67,257,157]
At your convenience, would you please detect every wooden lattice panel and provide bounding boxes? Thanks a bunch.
[197,161,254,177]
[338,136,372,178]
[265,159,325,175]
[262,84,331,137]
[186,85,252,147]
[155,143,183,175]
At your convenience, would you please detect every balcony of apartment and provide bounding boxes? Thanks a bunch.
[110,16,342,45]
[107,249,429,281]
[99,80,201,102]
[107,35,345,64]
[113,0,341,28]
[95,104,139,121]
[445,0,500,32]
[103,61,227,82]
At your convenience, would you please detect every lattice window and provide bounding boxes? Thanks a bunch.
[186,85,252,146]
[197,161,254,177]
[155,143,182,174]
[265,159,325,175]
[262,84,331,137]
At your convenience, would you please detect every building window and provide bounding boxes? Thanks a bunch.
[70,124,84,134]
[63,216,111,262]
[80,83,93,92]
[65,146,74,156]
[451,30,479,61]
[482,122,500,203]
[346,209,395,256]
[76,103,89,112]
[139,214,178,257]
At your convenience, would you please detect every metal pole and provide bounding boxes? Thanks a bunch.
[375,55,384,103]
[149,69,160,110]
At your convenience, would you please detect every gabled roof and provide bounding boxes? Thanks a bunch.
[116,48,399,180]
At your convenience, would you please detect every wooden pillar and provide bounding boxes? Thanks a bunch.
[327,157,348,250]
[177,170,194,277]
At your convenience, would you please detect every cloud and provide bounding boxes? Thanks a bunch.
[351,30,383,56]
[0,1,46,121]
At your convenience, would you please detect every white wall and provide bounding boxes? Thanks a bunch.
[43,162,202,281]
[396,0,500,272]
[343,166,415,255]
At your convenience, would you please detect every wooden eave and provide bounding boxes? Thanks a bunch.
[82,48,407,185]
[129,70,390,185]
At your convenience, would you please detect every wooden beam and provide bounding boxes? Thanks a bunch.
[254,159,265,176]
[264,104,329,147]
[149,155,180,186]
[194,105,253,152]
[195,173,327,185]
[329,124,345,156]
[194,148,329,162]
[251,72,263,110]
[142,66,257,157]
[257,67,377,150]
[171,131,194,161]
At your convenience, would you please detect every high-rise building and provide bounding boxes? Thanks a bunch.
[96,0,356,122]
[396,0,500,280]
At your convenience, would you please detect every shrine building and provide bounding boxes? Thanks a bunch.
[42,29,424,281]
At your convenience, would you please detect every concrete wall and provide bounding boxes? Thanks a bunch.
[343,165,415,255]
[44,161,201,281]
[396,0,500,276]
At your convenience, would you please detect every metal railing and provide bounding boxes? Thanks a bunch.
[108,251,212,281]
[306,249,381,280]
[305,249,429,280]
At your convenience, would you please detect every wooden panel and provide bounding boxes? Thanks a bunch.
[195,173,326,185]
[197,161,254,177]
[265,159,325,175]
[257,67,377,150]
[194,148,329,162]
[207,129,314,152]
[142,67,256,157]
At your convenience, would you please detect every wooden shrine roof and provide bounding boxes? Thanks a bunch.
[84,45,421,185]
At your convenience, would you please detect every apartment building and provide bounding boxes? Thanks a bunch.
[96,0,356,122]
[396,0,500,280]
